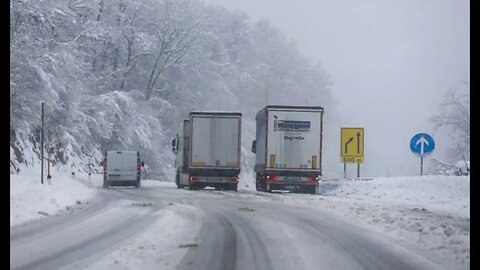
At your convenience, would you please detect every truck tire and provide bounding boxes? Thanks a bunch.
[304,186,316,194]
[230,183,238,191]
[135,180,141,189]
[176,172,181,189]
[255,174,263,192]
[256,182,262,191]
[103,180,109,189]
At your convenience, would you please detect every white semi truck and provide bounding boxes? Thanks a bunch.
[251,105,324,194]
[172,112,242,191]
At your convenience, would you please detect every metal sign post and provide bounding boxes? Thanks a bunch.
[344,163,347,179]
[420,156,424,176]
[41,102,44,184]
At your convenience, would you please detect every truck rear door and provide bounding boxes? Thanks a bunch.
[266,109,321,171]
[190,115,241,169]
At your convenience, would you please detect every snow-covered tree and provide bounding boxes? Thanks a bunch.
[10,0,333,179]
[430,81,470,173]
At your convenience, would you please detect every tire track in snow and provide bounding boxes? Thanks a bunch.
[176,208,237,270]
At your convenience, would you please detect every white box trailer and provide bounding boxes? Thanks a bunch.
[101,151,144,188]
[252,105,324,193]
[172,112,242,191]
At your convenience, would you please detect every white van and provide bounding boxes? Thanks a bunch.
[101,151,144,188]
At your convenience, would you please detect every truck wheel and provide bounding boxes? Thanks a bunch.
[176,172,181,189]
[255,174,264,192]
[135,180,141,189]
[230,183,238,191]
[103,180,109,189]
[305,186,316,194]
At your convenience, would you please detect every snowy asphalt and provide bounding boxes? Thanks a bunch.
[11,184,448,270]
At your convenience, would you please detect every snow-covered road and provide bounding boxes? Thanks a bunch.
[11,181,461,270]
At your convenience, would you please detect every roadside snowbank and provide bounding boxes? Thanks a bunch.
[320,175,470,218]
[278,175,470,269]
[10,173,97,226]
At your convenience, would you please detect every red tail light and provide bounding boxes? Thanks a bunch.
[189,176,200,182]
[265,175,277,182]
[103,163,107,171]
[228,177,239,183]
[308,176,320,182]
[137,164,141,171]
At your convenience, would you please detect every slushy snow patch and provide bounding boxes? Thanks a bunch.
[86,204,203,270]
[10,173,97,226]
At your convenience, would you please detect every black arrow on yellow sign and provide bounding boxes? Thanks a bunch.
[345,137,353,154]
[356,132,361,154]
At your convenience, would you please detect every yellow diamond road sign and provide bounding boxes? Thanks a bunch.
[341,127,364,163]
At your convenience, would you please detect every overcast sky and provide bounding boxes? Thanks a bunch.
[201,0,469,177]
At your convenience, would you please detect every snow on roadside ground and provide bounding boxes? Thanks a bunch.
[321,175,469,218]
[85,203,203,270]
[141,180,177,188]
[10,173,97,227]
[272,175,470,269]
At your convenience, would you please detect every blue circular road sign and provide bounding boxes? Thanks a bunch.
[410,133,435,157]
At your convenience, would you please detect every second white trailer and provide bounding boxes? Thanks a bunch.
[172,112,242,191]
[252,105,324,193]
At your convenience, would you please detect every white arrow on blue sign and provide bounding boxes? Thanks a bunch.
[410,133,435,157]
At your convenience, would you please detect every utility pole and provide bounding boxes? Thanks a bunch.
[41,102,44,184]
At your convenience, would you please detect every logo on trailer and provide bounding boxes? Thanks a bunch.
[284,135,305,141]
[273,115,311,132]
